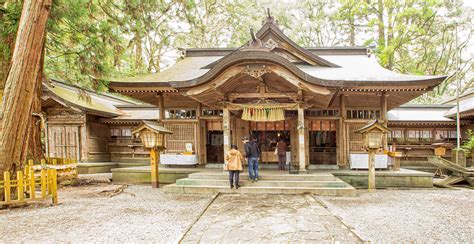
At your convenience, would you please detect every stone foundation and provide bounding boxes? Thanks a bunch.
[332,169,433,188]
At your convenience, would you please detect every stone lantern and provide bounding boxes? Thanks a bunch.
[133,121,172,188]
[356,120,390,190]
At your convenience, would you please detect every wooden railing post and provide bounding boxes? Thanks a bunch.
[29,164,36,200]
[40,169,46,197]
[47,169,53,195]
[17,171,24,202]
[4,172,11,203]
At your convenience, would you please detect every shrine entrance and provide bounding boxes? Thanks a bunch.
[308,119,337,165]
[204,120,224,164]
[249,121,292,164]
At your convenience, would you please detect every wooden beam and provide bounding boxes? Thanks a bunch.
[228,92,298,100]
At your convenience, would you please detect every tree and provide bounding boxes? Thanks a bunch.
[0,0,22,100]
[0,0,52,177]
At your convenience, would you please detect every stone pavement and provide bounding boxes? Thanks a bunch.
[181,194,362,243]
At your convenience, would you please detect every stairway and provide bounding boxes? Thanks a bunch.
[163,172,356,196]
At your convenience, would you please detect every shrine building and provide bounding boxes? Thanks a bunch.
[42,15,473,173]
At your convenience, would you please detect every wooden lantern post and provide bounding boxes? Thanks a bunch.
[133,121,172,188]
[356,120,390,191]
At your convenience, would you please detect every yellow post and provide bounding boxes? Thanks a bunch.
[41,169,47,197]
[17,171,24,202]
[150,148,159,188]
[4,172,11,203]
[26,159,34,177]
[29,165,36,200]
[47,169,53,195]
[368,149,376,191]
[51,169,58,204]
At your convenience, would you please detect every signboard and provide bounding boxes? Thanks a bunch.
[223,135,229,145]
[349,153,388,169]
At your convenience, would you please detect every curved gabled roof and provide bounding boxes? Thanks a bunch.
[43,79,143,117]
[108,16,446,94]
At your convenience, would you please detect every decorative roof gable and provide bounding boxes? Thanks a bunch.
[252,10,339,67]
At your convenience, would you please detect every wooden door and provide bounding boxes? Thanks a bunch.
[48,126,80,160]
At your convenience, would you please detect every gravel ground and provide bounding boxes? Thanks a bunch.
[0,184,212,243]
[318,188,474,243]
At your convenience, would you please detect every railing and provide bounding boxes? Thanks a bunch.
[1,162,58,206]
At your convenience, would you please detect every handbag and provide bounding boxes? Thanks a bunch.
[274,148,278,155]
[223,162,228,171]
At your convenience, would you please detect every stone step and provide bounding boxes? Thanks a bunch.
[163,184,356,196]
[187,172,336,181]
[176,178,348,188]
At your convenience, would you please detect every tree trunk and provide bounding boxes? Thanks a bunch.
[377,0,385,48]
[135,31,143,70]
[24,44,47,164]
[0,0,51,178]
[349,15,355,46]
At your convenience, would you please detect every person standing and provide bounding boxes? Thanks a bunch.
[243,136,260,182]
[276,139,287,171]
[225,145,244,189]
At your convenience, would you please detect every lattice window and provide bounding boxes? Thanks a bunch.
[165,109,196,119]
[346,109,380,119]
[164,123,196,153]
[305,109,340,117]
[348,123,365,152]
[202,109,223,116]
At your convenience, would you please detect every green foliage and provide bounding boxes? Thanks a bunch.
[0,1,22,85]
[1,0,472,99]
[462,130,474,156]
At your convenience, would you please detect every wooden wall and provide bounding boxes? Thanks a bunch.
[85,115,110,162]
[45,107,85,161]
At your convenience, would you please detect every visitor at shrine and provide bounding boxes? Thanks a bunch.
[276,139,287,171]
[243,136,260,182]
[224,145,244,189]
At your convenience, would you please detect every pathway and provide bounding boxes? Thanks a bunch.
[181,194,362,243]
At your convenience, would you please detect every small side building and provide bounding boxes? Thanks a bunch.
[41,79,157,164]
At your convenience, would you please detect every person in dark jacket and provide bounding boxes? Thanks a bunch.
[276,139,287,171]
[243,136,260,182]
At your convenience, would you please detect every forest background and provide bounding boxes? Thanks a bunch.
[1,0,473,104]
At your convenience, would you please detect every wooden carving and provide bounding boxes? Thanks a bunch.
[242,66,269,78]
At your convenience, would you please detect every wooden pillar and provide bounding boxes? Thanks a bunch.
[223,105,231,162]
[157,93,164,120]
[297,103,307,173]
[339,94,347,167]
[381,92,388,123]
[196,103,203,164]
[368,148,376,190]
[381,92,388,149]
[150,148,159,188]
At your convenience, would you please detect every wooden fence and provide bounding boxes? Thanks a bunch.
[1,162,58,206]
